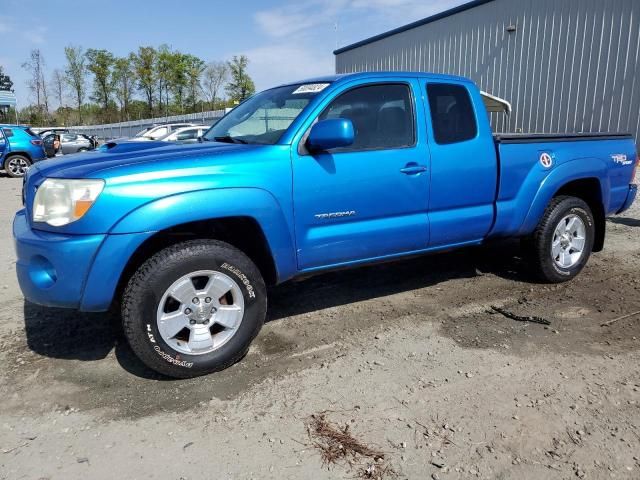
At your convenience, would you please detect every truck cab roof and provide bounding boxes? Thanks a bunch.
[279,71,472,88]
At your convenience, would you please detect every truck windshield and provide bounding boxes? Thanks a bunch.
[203,83,330,145]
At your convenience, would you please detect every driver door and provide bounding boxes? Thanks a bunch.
[292,80,431,270]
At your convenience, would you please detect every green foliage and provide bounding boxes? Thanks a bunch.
[19,45,256,125]
[226,55,255,102]
[85,48,115,116]
[131,46,157,115]
[112,56,135,121]
[0,64,14,91]
[64,45,87,122]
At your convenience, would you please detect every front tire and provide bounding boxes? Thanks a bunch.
[122,240,267,378]
[4,155,31,178]
[524,196,595,283]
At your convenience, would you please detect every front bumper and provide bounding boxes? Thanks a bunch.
[13,210,105,309]
[617,184,637,214]
[13,210,154,311]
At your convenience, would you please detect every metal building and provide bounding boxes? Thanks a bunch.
[334,0,640,142]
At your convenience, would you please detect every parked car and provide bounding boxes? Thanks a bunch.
[42,132,98,157]
[13,72,638,378]
[159,125,208,143]
[131,123,198,141]
[0,124,47,178]
[33,127,69,138]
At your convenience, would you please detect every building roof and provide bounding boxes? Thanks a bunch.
[333,0,496,55]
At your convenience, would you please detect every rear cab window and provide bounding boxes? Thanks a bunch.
[426,83,477,144]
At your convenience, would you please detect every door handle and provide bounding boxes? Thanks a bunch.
[400,164,428,175]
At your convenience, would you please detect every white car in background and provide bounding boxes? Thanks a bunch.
[158,125,209,144]
[131,123,198,141]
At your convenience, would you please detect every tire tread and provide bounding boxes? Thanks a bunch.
[122,239,265,378]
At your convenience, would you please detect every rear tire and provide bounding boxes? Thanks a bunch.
[523,196,595,283]
[4,155,31,178]
[122,240,267,378]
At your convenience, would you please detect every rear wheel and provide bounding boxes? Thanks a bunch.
[524,196,595,283]
[122,240,267,378]
[4,155,31,178]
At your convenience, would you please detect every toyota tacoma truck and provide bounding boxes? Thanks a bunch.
[13,72,638,378]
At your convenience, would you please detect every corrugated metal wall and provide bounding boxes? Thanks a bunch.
[335,0,640,142]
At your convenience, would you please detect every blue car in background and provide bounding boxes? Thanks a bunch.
[0,125,47,178]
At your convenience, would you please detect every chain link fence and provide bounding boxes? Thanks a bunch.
[71,109,228,140]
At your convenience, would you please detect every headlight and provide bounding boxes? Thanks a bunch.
[33,179,105,226]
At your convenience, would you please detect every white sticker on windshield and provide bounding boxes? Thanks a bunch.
[292,83,330,94]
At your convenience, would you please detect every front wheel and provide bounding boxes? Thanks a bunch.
[122,240,267,378]
[4,155,31,178]
[524,196,595,283]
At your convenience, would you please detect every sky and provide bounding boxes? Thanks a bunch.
[0,0,466,109]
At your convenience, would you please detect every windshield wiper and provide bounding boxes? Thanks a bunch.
[213,135,248,144]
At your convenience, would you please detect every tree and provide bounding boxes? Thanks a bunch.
[202,61,228,110]
[131,46,156,115]
[168,52,189,114]
[50,69,65,108]
[64,45,87,123]
[155,45,173,116]
[22,49,48,115]
[85,48,115,113]
[50,69,67,125]
[226,55,255,102]
[112,56,135,121]
[183,54,205,111]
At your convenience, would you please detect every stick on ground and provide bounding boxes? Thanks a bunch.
[600,310,640,327]
[490,306,551,326]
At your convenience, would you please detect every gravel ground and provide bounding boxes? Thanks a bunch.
[0,171,639,480]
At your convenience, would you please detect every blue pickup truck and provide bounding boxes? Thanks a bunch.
[13,72,637,377]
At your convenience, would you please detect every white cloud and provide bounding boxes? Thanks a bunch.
[246,0,465,91]
[240,44,334,89]
[255,10,324,38]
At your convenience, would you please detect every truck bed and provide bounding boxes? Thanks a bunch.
[494,132,633,144]
[490,131,637,241]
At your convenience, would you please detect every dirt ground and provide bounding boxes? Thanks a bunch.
[0,171,639,480]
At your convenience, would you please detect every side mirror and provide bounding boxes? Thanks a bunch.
[307,118,354,152]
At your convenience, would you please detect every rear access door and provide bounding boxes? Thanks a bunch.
[420,79,498,247]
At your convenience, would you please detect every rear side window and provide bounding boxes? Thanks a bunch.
[176,130,198,140]
[2,128,14,138]
[319,83,415,151]
[427,84,477,144]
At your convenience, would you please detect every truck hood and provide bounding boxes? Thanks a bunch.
[32,140,255,179]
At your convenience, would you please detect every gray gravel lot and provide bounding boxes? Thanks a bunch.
[0,171,639,479]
